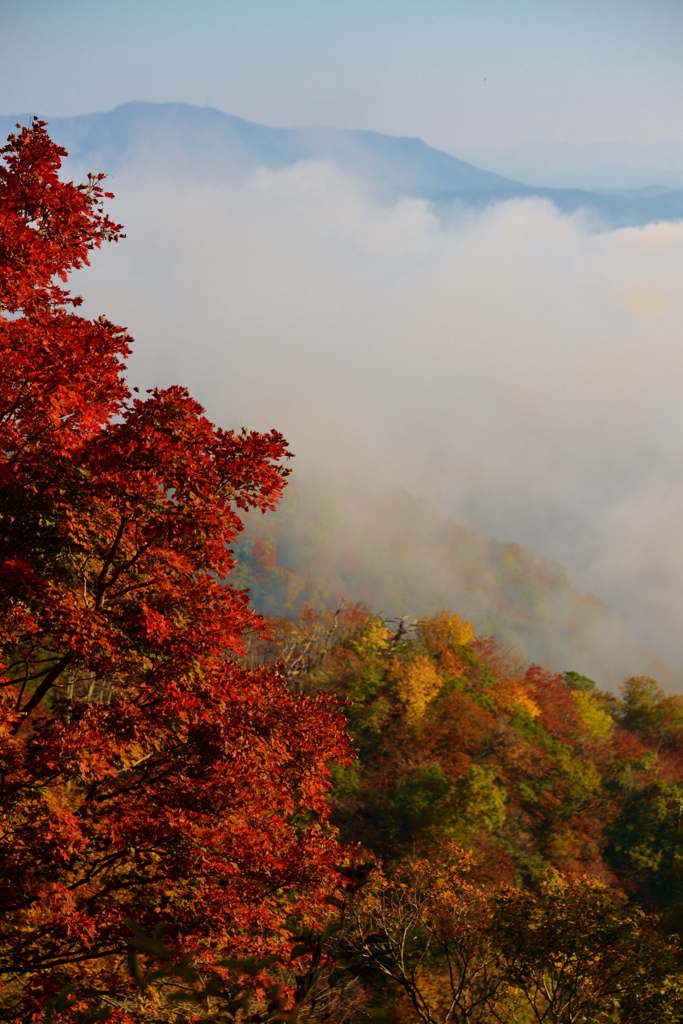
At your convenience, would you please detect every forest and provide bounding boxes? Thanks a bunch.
[3,120,683,1024]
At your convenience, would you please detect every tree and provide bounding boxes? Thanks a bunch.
[338,855,683,1024]
[0,120,351,1020]
[492,869,683,1023]
[342,847,505,1024]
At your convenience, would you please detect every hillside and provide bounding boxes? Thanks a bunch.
[248,603,683,930]
[3,102,683,226]
[232,468,682,692]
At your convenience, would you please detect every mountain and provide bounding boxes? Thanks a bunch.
[3,102,683,227]
[0,102,516,195]
[231,469,683,693]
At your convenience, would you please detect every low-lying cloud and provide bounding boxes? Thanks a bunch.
[72,157,683,667]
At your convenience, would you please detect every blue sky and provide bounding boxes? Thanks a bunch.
[2,0,683,150]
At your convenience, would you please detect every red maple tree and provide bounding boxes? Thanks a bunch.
[0,121,351,1017]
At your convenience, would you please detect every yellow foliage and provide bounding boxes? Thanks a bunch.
[389,654,443,721]
[418,610,475,654]
[349,616,391,657]
[572,689,614,740]
[494,680,540,719]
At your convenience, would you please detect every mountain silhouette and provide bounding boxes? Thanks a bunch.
[3,102,683,227]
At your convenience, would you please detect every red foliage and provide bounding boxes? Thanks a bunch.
[0,121,351,1008]
[419,690,495,780]
[524,664,580,741]
[611,727,647,762]
[253,537,279,571]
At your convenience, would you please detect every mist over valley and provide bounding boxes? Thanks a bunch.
[9,101,683,683]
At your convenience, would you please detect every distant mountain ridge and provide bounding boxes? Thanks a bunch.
[3,102,683,227]
[0,102,517,194]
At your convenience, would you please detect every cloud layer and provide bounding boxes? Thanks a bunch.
[73,158,683,666]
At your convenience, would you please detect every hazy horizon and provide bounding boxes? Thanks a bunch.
[8,100,683,191]
[4,0,683,152]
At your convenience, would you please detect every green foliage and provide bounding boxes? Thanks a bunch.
[572,688,614,740]
[452,765,507,836]
[564,670,598,692]
[604,760,683,907]
[619,675,683,738]
[376,764,455,846]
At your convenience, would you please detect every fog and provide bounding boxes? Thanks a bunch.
[71,157,683,667]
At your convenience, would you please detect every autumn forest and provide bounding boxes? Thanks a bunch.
[5,120,683,1024]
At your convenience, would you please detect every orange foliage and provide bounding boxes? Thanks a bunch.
[493,680,540,718]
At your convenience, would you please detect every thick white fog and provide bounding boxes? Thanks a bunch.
[71,158,683,666]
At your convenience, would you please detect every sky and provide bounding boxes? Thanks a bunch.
[3,0,683,153]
